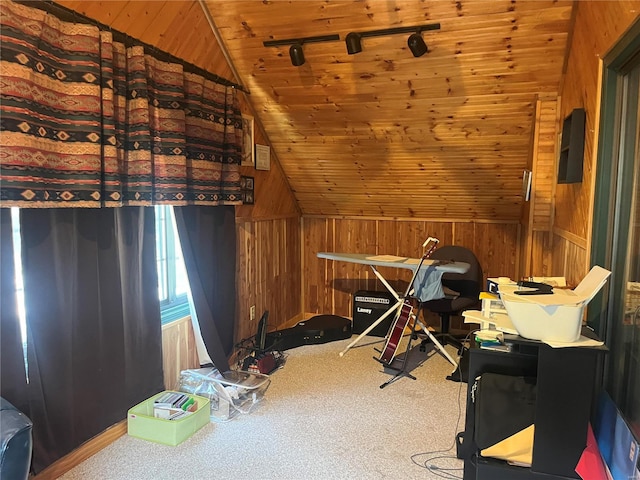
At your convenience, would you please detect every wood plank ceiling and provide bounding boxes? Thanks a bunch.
[205,0,573,220]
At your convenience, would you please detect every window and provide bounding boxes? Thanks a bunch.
[154,205,192,324]
[10,207,28,374]
[591,28,640,440]
[9,205,190,355]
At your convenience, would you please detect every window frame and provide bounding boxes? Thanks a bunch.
[589,18,640,435]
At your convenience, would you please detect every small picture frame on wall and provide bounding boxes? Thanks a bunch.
[255,144,271,171]
[241,175,254,205]
[241,114,254,167]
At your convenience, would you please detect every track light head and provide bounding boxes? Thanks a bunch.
[289,43,305,66]
[344,23,439,57]
[345,32,362,55]
[264,34,340,66]
[407,33,428,57]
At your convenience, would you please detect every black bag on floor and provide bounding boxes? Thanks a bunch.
[474,373,537,459]
[457,372,537,461]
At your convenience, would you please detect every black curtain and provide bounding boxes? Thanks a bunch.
[0,209,29,415]
[19,207,164,473]
[174,206,236,374]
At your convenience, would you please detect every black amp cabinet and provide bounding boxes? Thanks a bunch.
[352,290,396,337]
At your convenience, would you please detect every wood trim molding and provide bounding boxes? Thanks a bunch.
[235,213,300,222]
[585,58,604,265]
[302,214,520,224]
[553,226,588,249]
[32,421,127,480]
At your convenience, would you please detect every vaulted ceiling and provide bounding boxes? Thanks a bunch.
[205,0,573,220]
[56,0,574,221]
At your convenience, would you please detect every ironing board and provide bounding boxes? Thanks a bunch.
[317,250,470,365]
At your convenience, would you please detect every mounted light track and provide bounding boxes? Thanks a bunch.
[345,23,441,57]
[263,34,341,66]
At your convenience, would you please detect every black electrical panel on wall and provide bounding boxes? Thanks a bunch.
[557,108,586,184]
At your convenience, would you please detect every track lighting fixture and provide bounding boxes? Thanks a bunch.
[289,43,305,66]
[263,24,440,66]
[407,33,428,57]
[345,32,362,55]
[263,34,340,66]
[345,23,440,57]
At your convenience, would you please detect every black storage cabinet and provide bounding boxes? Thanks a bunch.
[458,329,606,480]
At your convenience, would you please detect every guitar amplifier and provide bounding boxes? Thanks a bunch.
[352,290,396,337]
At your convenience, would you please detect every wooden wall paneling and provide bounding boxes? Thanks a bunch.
[519,217,531,279]
[555,1,640,279]
[161,317,199,390]
[238,217,302,335]
[585,59,604,266]
[377,220,425,292]
[282,217,298,322]
[56,1,237,89]
[235,95,300,221]
[471,222,519,280]
[133,2,194,47]
[521,97,558,278]
[302,217,334,316]
[423,222,456,249]
[530,231,554,276]
[521,99,541,278]
[272,219,288,325]
[331,219,378,317]
[236,217,303,340]
[108,0,165,40]
[236,221,255,343]
[566,241,588,287]
[169,4,213,62]
[375,220,406,294]
[551,234,567,277]
[550,232,589,286]
[254,220,270,325]
[380,219,457,296]
[452,222,477,253]
[303,218,520,320]
[56,0,129,25]
[533,99,560,230]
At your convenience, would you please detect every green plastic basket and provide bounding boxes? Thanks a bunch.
[127,391,210,446]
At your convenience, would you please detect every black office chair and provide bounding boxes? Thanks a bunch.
[419,245,483,351]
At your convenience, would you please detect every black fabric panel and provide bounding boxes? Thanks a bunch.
[20,207,164,473]
[174,205,236,374]
[0,209,29,415]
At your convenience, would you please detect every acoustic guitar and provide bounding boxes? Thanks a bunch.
[378,237,439,365]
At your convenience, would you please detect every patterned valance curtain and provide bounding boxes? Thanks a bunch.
[0,0,243,207]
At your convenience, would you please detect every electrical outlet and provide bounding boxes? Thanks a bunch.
[250,305,256,321]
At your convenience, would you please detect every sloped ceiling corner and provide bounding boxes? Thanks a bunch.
[204,0,572,221]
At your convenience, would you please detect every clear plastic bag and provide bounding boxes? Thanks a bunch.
[176,368,270,422]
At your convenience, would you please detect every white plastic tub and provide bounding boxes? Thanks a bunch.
[498,266,611,343]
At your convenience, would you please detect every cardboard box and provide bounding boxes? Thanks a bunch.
[127,391,210,446]
[498,266,611,343]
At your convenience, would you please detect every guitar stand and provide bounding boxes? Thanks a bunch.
[375,312,459,389]
[375,316,421,389]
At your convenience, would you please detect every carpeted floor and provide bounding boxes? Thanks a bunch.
[60,335,467,480]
